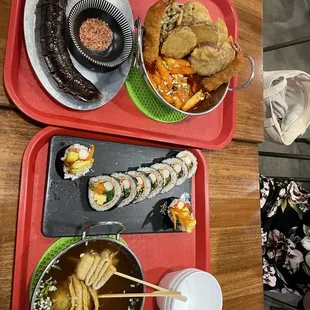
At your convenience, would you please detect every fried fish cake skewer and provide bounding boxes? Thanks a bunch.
[201,51,246,92]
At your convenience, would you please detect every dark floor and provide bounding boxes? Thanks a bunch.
[262,1,310,309]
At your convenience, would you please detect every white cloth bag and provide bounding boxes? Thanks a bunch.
[264,70,310,145]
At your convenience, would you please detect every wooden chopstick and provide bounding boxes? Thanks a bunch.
[98,290,188,301]
[114,271,169,292]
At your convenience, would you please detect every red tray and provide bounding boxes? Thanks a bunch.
[4,0,238,150]
[12,127,210,310]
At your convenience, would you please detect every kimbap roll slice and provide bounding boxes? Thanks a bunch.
[162,158,189,185]
[151,163,177,193]
[127,171,151,203]
[176,151,198,178]
[111,173,137,208]
[62,144,95,180]
[88,176,122,211]
[137,167,163,198]
[161,198,196,233]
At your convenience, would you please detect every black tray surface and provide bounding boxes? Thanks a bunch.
[43,135,192,237]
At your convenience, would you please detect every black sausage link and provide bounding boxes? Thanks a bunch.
[39,0,102,101]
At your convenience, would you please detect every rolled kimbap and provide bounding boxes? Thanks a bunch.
[151,163,177,193]
[62,144,95,180]
[137,167,163,198]
[176,151,198,178]
[127,171,151,203]
[111,173,137,208]
[161,198,196,233]
[162,158,189,185]
[88,176,122,211]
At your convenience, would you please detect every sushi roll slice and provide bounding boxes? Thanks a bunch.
[111,173,137,208]
[62,144,95,180]
[176,151,198,178]
[137,167,164,198]
[127,171,152,203]
[88,176,122,211]
[151,163,177,193]
[161,198,196,233]
[162,158,189,185]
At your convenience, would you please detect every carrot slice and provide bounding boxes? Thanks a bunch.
[171,210,177,230]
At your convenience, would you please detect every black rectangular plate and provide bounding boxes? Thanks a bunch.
[43,135,192,237]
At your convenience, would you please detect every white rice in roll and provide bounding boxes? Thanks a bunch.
[162,158,189,185]
[127,171,151,203]
[111,173,137,208]
[151,163,177,193]
[138,167,164,198]
[176,150,198,178]
[62,143,95,180]
[88,176,122,211]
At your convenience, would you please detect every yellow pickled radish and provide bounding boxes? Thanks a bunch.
[70,159,93,172]
[94,193,107,206]
[65,151,79,163]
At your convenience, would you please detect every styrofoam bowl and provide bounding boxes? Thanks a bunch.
[158,269,197,310]
[159,269,199,309]
[157,270,223,310]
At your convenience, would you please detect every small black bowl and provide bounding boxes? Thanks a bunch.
[68,0,133,68]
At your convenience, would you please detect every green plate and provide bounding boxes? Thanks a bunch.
[29,236,127,299]
[125,67,187,123]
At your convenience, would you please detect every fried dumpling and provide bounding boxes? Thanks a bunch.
[180,1,212,26]
[161,26,197,58]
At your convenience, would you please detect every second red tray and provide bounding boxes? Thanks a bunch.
[12,127,210,310]
[4,0,238,150]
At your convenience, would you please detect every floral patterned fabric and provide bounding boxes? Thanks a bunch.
[260,175,310,297]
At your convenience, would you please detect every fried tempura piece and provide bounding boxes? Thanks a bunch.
[214,18,228,46]
[201,51,246,92]
[143,0,173,66]
[180,1,212,26]
[161,26,197,58]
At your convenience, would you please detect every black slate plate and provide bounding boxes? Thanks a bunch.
[43,135,192,237]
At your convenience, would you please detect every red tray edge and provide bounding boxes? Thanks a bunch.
[11,126,210,309]
[4,0,238,151]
